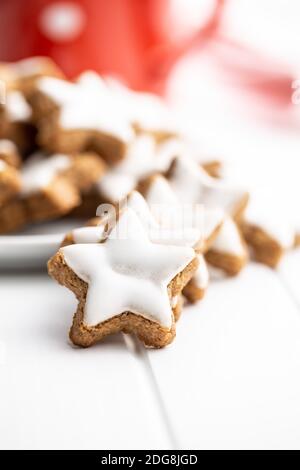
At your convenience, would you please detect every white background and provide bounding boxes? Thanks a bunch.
[1,0,300,449]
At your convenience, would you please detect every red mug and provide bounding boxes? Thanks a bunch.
[0,0,224,92]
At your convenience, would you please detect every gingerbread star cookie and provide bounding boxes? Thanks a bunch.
[73,135,182,218]
[137,176,221,302]
[139,174,224,250]
[0,151,106,233]
[239,195,295,268]
[205,216,248,276]
[28,75,135,162]
[77,71,179,140]
[63,188,216,306]
[164,156,250,276]
[48,208,198,348]
[167,156,249,220]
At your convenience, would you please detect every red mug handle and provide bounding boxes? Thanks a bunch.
[144,0,226,93]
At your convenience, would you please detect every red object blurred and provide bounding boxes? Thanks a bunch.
[0,0,224,93]
[0,0,292,113]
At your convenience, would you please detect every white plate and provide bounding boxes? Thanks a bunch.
[0,220,83,270]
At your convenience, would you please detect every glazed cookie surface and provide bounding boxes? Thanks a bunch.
[48,208,198,348]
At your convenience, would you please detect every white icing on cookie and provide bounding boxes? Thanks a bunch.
[95,173,135,202]
[72,226,106,244]
[193,254,209,289]
[168,156,247,216]
[210,216,246,256]
[21,153,71,194]
[38,76,78,105]
[77,71,178,135]
[98,134,158,196]
[76,70,107,92]
[155,137,183,168]
[0,139,17,153]
[126,191,158,233]
[144,175,178,207]
[142,175,224,245]
[5,91,31,121]
[126,191,201,247]
[60,99,134,142]
[105,76,178,135]
[38,76,134,143]
[143,174,198,230]
[38,73,179,153]
[94,135,179,202]
[116,135,158,175]
[120,135,179,178]
[62,208,195,327]
[202,208,224,242]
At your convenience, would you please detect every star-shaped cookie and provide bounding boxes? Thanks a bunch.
[48,208,197,348]
[167,156,249,220]
[139,174,224,250]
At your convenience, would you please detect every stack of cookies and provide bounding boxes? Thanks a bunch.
[0,57,298,348]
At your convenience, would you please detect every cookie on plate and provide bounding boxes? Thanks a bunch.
[71,135,182,218]
[77,71,179,140]
[0,151,106,233]
[28,75,135,163]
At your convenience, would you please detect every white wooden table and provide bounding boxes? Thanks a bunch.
[1,47,300,450]
[0,254,300,450]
